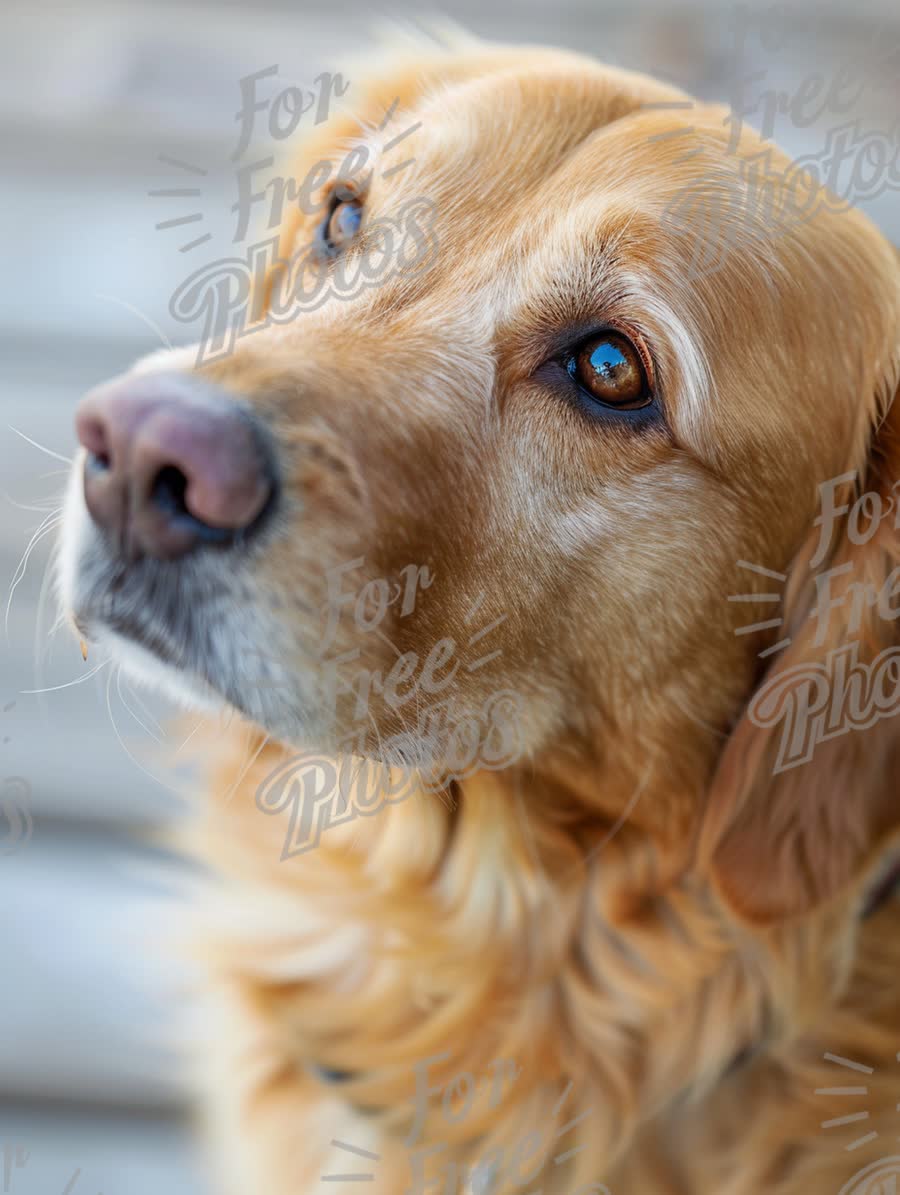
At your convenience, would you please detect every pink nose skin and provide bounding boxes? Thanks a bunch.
[75,373,274,561]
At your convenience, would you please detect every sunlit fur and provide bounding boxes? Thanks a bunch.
[64,38,900,1195]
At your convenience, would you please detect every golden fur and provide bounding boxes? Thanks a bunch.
[66,39,900,1195]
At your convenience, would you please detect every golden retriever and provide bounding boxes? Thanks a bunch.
[59,38,900,1195]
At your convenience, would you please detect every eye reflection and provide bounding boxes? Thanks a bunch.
[323,198,363,251]
[567,331,651,409]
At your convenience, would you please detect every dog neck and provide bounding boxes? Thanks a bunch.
[204,738,862,1174]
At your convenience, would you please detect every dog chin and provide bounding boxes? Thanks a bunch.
[83,626,332,753]
[101,629,228,714]
[111,627,339,749]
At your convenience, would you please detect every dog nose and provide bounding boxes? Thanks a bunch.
[75,373,274,560]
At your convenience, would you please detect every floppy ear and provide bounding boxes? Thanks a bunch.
[699,340,900,924]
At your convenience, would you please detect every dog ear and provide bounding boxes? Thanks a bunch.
[698,342,900,925]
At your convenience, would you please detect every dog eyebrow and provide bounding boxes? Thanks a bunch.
[509,227,714,452]
[626,281,713,449]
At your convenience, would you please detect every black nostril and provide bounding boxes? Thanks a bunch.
[150,465,190,518]
[149,465,235,546]
[87,451,111,474]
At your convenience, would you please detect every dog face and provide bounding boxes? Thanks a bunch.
[60,46,899,915]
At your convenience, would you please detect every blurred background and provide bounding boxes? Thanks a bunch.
[0,0,897,1191]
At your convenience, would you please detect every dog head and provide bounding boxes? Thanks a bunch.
[60,43,900,922]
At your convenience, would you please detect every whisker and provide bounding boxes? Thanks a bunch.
[31,538,62,714]
[93,293,173,351]
[122,679,166,737]
[7,426,72,464]
[175,719,204,754]
[2,493,64,513]
[669,693,729,739]
[224,731,271,803]
[573,763,652,879]
[104,665,190,795]
[6,510,63,638]
[373,627,403,658]
[116,669,162,744]
[21,656,109,693]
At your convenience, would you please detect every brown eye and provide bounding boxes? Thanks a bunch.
[323,197,362,251]
[568,331,651,409]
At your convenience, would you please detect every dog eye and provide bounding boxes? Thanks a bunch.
[566,332,651,410]
[322,196,363,252]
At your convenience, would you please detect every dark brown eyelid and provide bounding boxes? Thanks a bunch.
[542,322,654,381]
[609,324,656,392]
[542,322,616,363]
[330,177,366,205]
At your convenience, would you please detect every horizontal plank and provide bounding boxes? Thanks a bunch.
[0,1102,207,1195]
[0,828,198,1108]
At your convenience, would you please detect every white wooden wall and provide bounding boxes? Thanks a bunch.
[0,1,896,1191]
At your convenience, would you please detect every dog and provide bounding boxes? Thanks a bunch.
[59,38,900,1195]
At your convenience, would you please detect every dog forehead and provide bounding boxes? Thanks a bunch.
[402,64,693,201]
[389,84,744,297]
